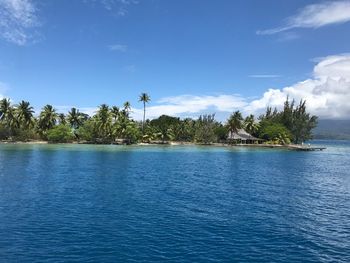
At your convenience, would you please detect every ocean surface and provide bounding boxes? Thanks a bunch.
[0,140,349,262]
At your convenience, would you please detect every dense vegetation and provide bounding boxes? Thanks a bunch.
[257,98,318,144]
[0,95,317,144]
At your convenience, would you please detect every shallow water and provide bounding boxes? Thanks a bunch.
[0,140,349,262]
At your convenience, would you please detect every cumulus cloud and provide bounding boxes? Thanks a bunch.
[51,55,350,121]
[131,94,248,120]
[0,0,39,45]
[131,54,350,120]
[257,1,350,35]
[245,54,350,119]
[53,105,98,116]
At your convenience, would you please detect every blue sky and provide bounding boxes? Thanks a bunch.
[1,0,350,119]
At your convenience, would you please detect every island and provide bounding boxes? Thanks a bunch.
[0,95,319,150]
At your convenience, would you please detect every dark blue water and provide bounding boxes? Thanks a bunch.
[0,141,349,262]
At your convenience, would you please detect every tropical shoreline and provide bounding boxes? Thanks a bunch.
[0,140,325,151]
[1,97,318,146]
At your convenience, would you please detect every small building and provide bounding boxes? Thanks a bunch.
[227,129,263,144]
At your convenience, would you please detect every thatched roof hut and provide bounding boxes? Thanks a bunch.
[227,129,263,144]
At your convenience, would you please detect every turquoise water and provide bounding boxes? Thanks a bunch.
[0,141,349,262]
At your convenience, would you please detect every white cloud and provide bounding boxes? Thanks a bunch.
[245,54,350,119]
[79,107,98,116]
[130,54,350,120]
[28,55,350,121]
[108,44,127,52]
[0,0,39,45]
[131,94,248,120]
[85,0,138,16]
[257,1,350,35]
[51,53,350,121]
[249,74,281,78]
[53,105,98,116]
[277,32,300,42]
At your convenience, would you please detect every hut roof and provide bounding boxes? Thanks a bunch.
[227,129,261,140]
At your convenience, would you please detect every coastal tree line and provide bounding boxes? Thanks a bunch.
[0,94,317,144]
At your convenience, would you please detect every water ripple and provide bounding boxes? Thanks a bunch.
[0,141,349,262]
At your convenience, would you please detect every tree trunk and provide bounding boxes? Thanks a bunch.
[142,101,146,134]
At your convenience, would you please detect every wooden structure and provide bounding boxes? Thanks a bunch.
[287,145,326,151]
[227,129,263,144]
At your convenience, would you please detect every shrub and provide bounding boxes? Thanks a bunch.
[259,122,292,145]
[12,128,38,142]
[47,125,74,143]
[0,124,10,140]
[77,120,97,142]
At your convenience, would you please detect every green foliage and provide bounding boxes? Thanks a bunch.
[259,121,292,145]
[15,100,35,129]
[244,114,259,136]
[139,93,151,134]
[67,107,88,129]
[0,99,16,134]
[77,119,96,142]
[178,118,196,141]
[195,114,217,144]
[121,120,141,143]
[0,98,11,122]
[93,104,113,142]
[38,105,58,134]
[12,128,39,142]
[227,111,243,133]
[0,95,318,145]
[258,98,317,144]
[214,124,228,142]
[58,113,67,125]
[142,120,158,141]
[0,123,10,140]
[110,106,120,121]
[47,125,74,143]
[122,101,131,118]
[150,115,180,142]
[291,101,318,143]
[113,114,140,142]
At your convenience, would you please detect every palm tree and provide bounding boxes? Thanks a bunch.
[114,115,131,138]
[122,101,131,117]
[244,114,259,135]
[0,98,13,125]
[38,104,57,132]
[16,100,34,129]
[111,106,120,121]
[0,98,10,121]
[95,104,112,140]
[139,92,150,134]
[0,98,17,136]
[58,113,66,125]
[67,107,84,129]
[227,110,243,134]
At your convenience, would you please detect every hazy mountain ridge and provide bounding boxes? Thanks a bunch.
[313,119,350,140]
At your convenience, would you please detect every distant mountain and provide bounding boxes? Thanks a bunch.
[313,119,350,140]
